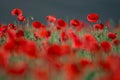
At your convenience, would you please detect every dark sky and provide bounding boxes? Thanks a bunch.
[0,0,120,24]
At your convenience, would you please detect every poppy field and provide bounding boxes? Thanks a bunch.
[0,8,120,80]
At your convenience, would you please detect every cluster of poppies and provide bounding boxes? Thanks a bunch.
[0,8,120,80]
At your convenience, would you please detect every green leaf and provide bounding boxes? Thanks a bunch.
[84,71,96,80]
[0,76,4,80]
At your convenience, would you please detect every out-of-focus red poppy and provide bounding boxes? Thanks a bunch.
[70,19,80,27]
[19,40,38,59]
[93,23,104,30]
[79,58,93,69]
[108,32,117,40]
[0,26,8,33]
[56,19,67,29]
[61,43,71,55]
[47,44,63,58]
[60,31,69,42]
[17,15,26,22]
[100,41,112,53]
[82,34,100,53]
[11,8,23,16]
[32,21,42,29]
[6,62,28,76]
[87,13,99,22]
[0,50,9,68]
[8,23,16,30]
[72,36,83,49]
[98,60,111,71]
[34,32,40,39]
[3,39,16,51]
[40,29,51,38]
[7,29,16,39]
[112,38,120,46]
[16,30,24,38]
[46,15,56,23]
[64,63,81,76]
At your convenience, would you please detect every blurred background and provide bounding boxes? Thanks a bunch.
[0,0,120,24]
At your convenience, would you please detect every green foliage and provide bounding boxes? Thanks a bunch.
[24,30,35,40]
[84,71,96,80]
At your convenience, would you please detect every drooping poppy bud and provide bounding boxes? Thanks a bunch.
[11,8,23,16]
[46,15,56,23]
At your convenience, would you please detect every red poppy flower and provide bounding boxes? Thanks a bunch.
[70,19,80,27]
[83,34,97,43]
[34,32,40,39]
[6,62,28,76]
[65,63,80,76]
[19,40,38,59]
[73,36,83,49]
[56,19,67,29]
[7,29,16,39]
[17,15,26,22]
[89,42,101,53]
[87,13,99,22]
[79,58,93,68]
[8,24,16,30]
[83,34,98,51]
[32,21,42,29]
[108,32,117,39]
[112,39,120,46]
[93,23,104,30]
[98,60,111,71]
[11,8,23,16]
[61,43,71,55]
[46,15,56,23]
[47,44,63,58]
[34,68,48,80]
[39,29,51,38]
[100,41,112,53]
[0,26,8,33]
[0,51,9,68]
[16,30,24,38]
[3,39,16,51]
[60,31,69,42]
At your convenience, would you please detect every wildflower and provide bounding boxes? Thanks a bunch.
[100,41,112,53]
[56,19,67,29]
[0,25,8,33]
[6,62,28,76]
[61,43,71,55]
[64,63,81,77]
[70,19,80,27]
[32,21,42,29]
[60,31,69,42]
[47,44,63,58]
[108,32,117,39]
[3,39,16,51]
[39,29,51,38]
[11,8,23,16]
[0,50,9,68]
[87,13,99,22]
[19,40,38,59]
[46,15,56,23]
[16,30,24,38]
[17,15,26,22]
[8,23,16,30]
[34,68,48,80]
[112,38,120,46]
[93,23,104,30]
[79,58,93,68]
